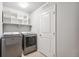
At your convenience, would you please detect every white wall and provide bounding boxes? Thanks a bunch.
[57,2,79,57]
[3,6,29,17]
[30,3,51,33]
[30,4,42,50]
[0,2,3,34]
[30,9,41,33]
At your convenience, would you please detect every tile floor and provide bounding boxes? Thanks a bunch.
[22,51,46,57]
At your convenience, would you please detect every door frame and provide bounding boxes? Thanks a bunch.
[39,3,57,57]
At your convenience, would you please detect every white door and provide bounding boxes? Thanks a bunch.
[0,2,3,34]
[39,5,56,57]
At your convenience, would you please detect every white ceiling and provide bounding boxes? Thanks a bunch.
[3,2,46,13]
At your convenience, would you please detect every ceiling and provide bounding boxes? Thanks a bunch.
[3,2,46,13]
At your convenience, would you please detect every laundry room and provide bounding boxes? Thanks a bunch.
[0,2,79,57]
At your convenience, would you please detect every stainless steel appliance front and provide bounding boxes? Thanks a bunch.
[1,32,22,57]
[22,33,37,55]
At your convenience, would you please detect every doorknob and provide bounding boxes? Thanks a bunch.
[53,32,56,35]
[39,34,42,36]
